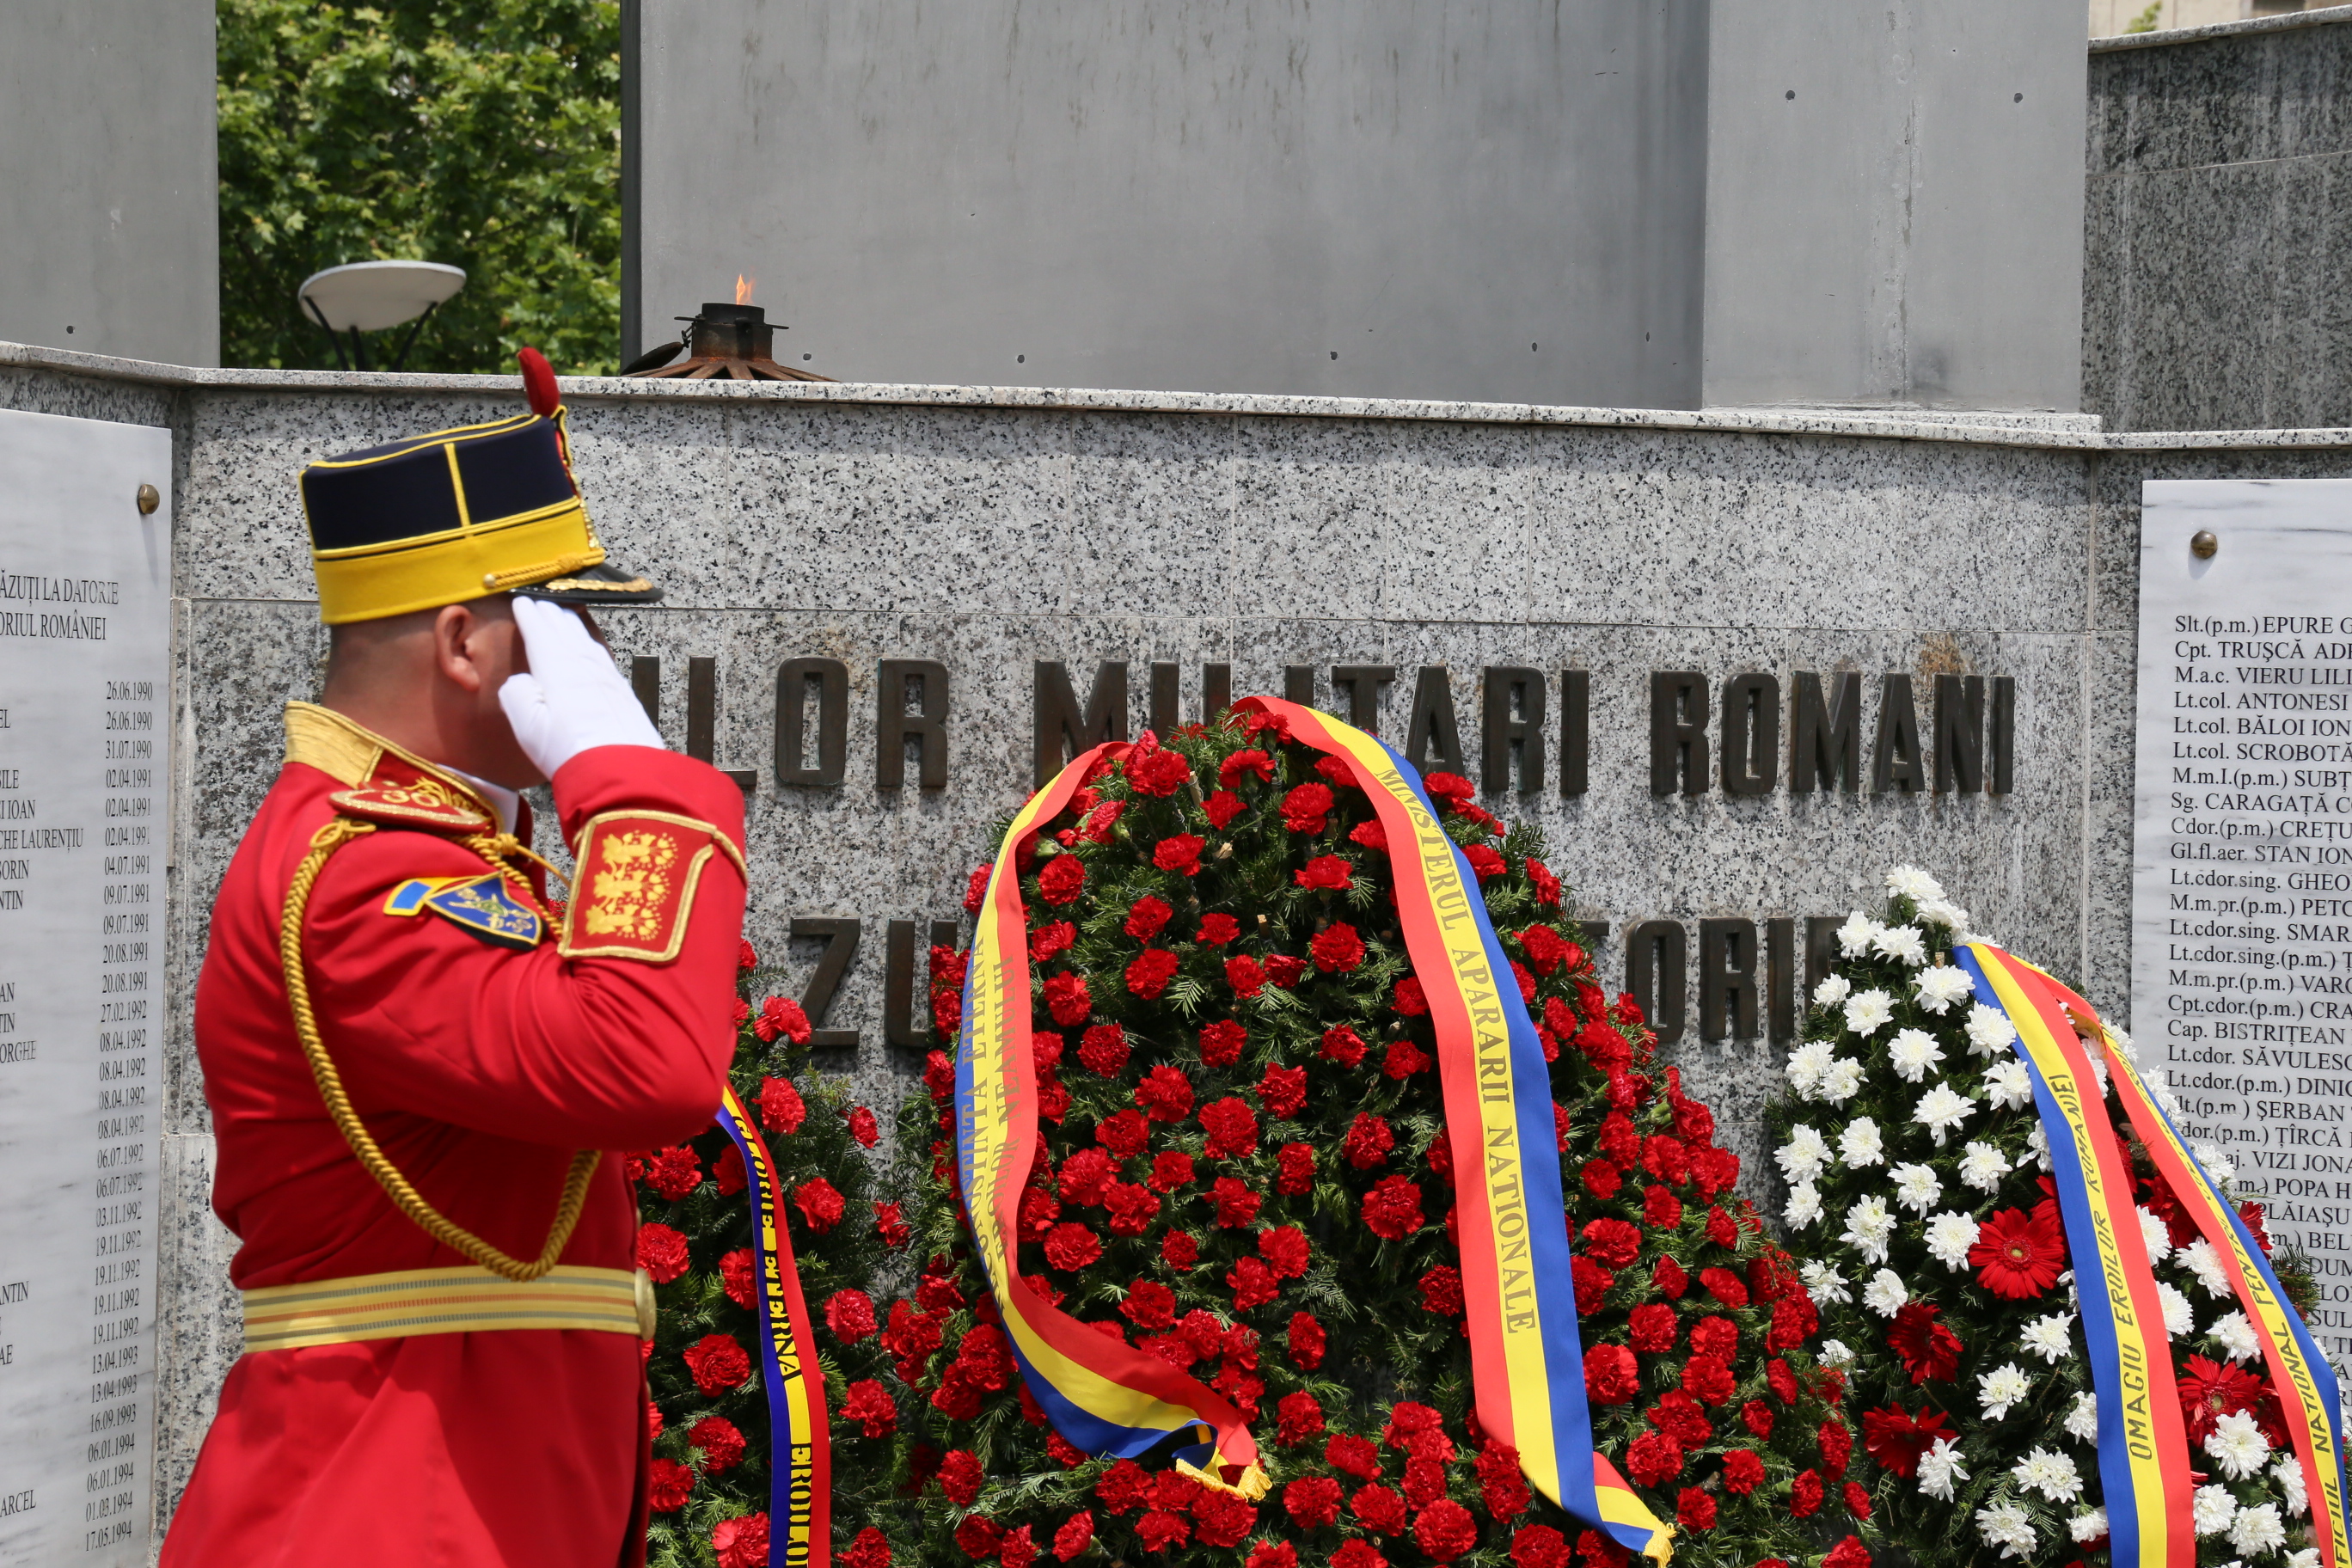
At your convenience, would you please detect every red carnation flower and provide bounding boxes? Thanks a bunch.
[753,995,812,1044]
[1245,1544,1296,1568]
[1332,1542,1387,1568]
[1228,1255,1281,1310]
[1312,922,1367,972]
[1628,1303,1678,1353]
[1688,1315,1736,1359]
[1321,1025,1370,1065]
[1296,854,1354,890]
[1136,1510,1189,1551]
[1059,1146,1115,1204]
[1790,1468,1823,1518]
[1031,920,1076,962]
[1722,1447,1766,1495]
[1284,1475,1344,1528]
[1642,1185,1683,1229]
[1393,977,1430,1016]
[1675,1488,1717,1532]
[1423,771,1475,811]
[690,1415,748,1472]
[841,1378,898,1438]
[1258,1224,1310,1279]
[1511,1525,1570,1568]
[1148,1150,1195,1192]
[1072,1026,1129,1079]
[1820,1420,1854,1479]
[1382,1039,1432,1080]
[955,1518,1003,1558]
[1104,1178,1161,1236]
[1094,1459,1150,1514]
[1125,747,1192,796]
[1153,835,1205,876]
[1197,912,1240,945]
[1650,1390,1713,1448]
[1581,1161,1621,1200]
[643,1146,701,1200]
[793,1176,845,1232]
[756,1075,807,1136]
[636,1222,690,1283]
[1037,854,1086,904]
[1193,1490,1258,1549]
[1161,1231,1198,1271]
[1415,1498,1479,1562]
[1699,1267,1749,1308]
[1463,843,1507,880]
[1361,1175,1424,1240]
[1204,790,1246,830]
[1051,1514,1093,1564]
[1121,1280,1177,1330]
[1225,954,1267,997]
[683,1334,751,1395]
[940,1449,984,1505]
[1098,1109,1149,1157]
[1350,820,1388,853]
[1886,1302,1961,1385]
[718,1247,756,1308]
[1625,1430,1683,1487]
[1211,1176,1263,1228]
[1042,971,1093,1026]
[1282,782,1335,831]
[1969,1207,2066,1300]
[1196,1018,1247,1067]
[1344,1112,1396,1169]
[1579,1217,1643,1269]
[1221,749,1276,787]
[1682,1354,1736,1406]
[847,1527,892,1568]
[1571,1257,1614,1310]
[825,1288,878,1343]
[1325,1430,1382,1479]
[1043,1222,1103,1271]
[649,1457,694,1511]
[1584,1344,1639,1405]
[1136,1064,1195,1122]
[844,1105,880,1148]
[1257,1063,1307,1118]
[1354,1484,1409,1536]
[1125,949,1179,999]
[1822,1537,1871,1568]
[1289,1309,1326,1368]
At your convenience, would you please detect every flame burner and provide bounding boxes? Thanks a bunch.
[620,302,834,382]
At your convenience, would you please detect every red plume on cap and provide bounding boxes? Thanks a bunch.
[518,347,560,417]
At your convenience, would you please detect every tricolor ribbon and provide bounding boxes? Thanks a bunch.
[2037,970,2352,1568]
[714,1082,832,1566]
[954,696,1667,1555]
[1954,943,2192,1568]
[958,740,1268,1492]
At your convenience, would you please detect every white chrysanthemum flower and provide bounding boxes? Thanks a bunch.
[1862,1268,1909,1317]
[1918,1437,1967,1502]
[1984,1059,2034,1111]
[2083,1049,2110,1098]
[1978,1362,2032,1421]
[2194,1483,2239,1537]
[1784,1181,1823,1229]
[1801,1259,1852,1304]
[1891,1161,1944,1214]
[1889,1027,1945,1083]
[2231,1501,2286,1558]
[1925,1211,1981,1271]
[1777,1125,1831,1183]
[2153,1070,2187,1122]
[1915,965,1975,1014]
[1845,989,1896,1037]
[2194,1141,2239,1187]
[1887,864,1946,903]
[2012,1446,2083,1502]
[2065,1390,2099,1444]
[1785,1039,1834,1099]
[1813,973,1852,1008]
[2069,1508,2110,1544]
[1876,925,1929,967]
[1966,1002,2019,1056]
[1821,1057,1866,1105]
[1819,1338,1854,1368]
[1838,911,1882,958]
[1959,1140,2013,1192]
[2138,1204,2174,1265]
[1914,1082,1976,1145]
[2158,1281,2195,1337]
[2275,1455,2309,1517]
[1975,1501,2037,1560]
[2028,1121,2054,1171]
[1843,1196,1896,1265]
[2181,1238,2235,1299]
[1839,1117,1886,1167]
[1918,897,1970,934]
[2206,1410,2273,1480]
[2104,1022,2140,1066]
[2291,1551,2323,1568]
[2211,1310,2262,1364]
[2020,1312,2076,1364]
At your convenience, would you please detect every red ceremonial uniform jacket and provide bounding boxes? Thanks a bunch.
[162,703,747,1568]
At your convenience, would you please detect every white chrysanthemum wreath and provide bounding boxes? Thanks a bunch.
[1764,867,2323,1567]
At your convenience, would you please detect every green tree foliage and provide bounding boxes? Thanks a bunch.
[216,0,622,374]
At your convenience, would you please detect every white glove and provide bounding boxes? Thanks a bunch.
[498,596,665,777]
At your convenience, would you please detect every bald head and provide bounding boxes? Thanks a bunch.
[320,596,544,787]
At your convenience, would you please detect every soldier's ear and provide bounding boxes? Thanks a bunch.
[432,603,490,695]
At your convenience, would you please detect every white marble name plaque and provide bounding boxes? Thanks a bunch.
[2134,478,2352,1357]
[0,408,171,1563]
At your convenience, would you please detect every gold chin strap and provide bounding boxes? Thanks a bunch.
[279,817,598,1283]
[481,549,603,593]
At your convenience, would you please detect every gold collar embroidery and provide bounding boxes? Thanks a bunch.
[281,702,499,824]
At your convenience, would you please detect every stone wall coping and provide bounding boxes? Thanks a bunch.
[9,336,2350,453]
[2090,2,2352,54]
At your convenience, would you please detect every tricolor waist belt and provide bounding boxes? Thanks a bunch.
[241,1264,653,1352]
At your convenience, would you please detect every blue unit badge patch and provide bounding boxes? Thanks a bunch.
[410,873,543,950]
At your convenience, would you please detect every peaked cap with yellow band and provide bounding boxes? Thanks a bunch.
[299,348,663,624]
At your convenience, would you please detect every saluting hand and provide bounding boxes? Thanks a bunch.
[496,596,666,777]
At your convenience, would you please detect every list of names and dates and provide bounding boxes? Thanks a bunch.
[2134,479,2352,1362]
[0,409,172,1565]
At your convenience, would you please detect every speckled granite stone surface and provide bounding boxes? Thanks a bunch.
[2085,12,2352,432]
[5,340,2348,1548]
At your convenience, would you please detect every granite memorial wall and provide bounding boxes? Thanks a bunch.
[3,342,2350,1548]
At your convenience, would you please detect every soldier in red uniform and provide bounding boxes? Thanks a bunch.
[162,353,744,1567]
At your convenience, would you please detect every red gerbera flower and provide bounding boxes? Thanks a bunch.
[1969,1208,2066,1300]
[2178,1353,2270,1442]
[1860,1406,1953,1478]
[1885,1302,1962,1384]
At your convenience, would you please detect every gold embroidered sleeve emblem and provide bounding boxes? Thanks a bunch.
[559,812,741,962]
[581,830,678,940]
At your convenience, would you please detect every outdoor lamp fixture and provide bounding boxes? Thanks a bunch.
[297,260,468,372]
